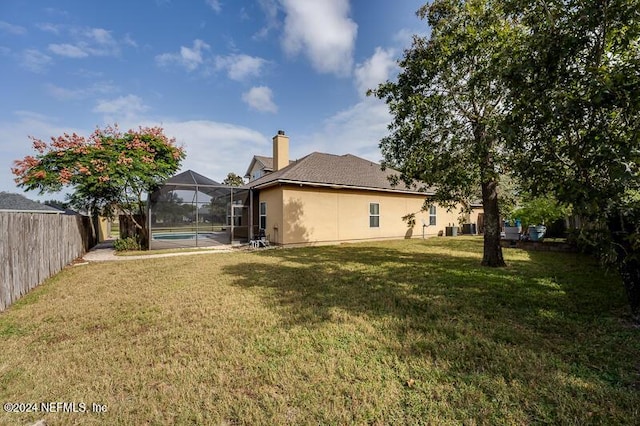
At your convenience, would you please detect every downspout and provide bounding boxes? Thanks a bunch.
[195,186,199,247]
[249,189,254,240]
[230,187,234,244]
[147,193,151,250]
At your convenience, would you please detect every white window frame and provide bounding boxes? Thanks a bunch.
[369,202,380,228]
[259,202,267,230]
[429,205,437,226]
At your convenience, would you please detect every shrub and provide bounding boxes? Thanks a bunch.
[113,237,141,252]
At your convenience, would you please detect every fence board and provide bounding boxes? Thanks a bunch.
[0,212,95,312]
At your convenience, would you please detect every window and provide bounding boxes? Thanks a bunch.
[369,203,380,228]
[252,170,263,180]
[429,205,437,226]
[259,202,267,230]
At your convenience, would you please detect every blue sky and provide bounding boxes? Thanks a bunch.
[0,0,426,200]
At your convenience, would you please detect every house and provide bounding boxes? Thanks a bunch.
[243,131,483,246]
[244,155,293,182]
[0,192,63,213]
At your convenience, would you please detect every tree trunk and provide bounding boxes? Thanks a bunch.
[619,258,640,322]
[481,179,506,267]
[610,217,640,321]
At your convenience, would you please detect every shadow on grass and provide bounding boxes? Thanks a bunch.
[222,238,639,422]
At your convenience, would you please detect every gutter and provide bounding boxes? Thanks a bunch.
[249,179,435,196]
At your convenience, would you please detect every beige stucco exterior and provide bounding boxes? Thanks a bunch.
[256,184,483,246]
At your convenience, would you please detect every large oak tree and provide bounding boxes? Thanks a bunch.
[373,0,517,266]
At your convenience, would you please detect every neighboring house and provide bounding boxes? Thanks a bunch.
[0,192,63,213]
[243,131,483,246]
[0,192,116,242]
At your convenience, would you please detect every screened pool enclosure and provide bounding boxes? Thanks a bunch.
[148,170,250,250]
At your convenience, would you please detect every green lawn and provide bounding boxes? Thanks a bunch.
[1,237,638,424]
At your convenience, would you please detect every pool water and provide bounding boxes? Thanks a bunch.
[153,232,214,240]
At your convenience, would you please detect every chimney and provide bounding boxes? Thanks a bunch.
[273,130,289,171]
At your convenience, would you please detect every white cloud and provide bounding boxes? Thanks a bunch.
[293,98,391,162]
[123,33,137,48]
[49,43,89,58]
[93,94,149,123]
[214,54,267,81]
[47,27,121,58]
[46,81,118,100]
[36,23,62,34]
[280,0,357,76]
[354,47,398,97]
[242,86,278,113]
[86,28,112,45]
[80,27,120,56]
[254,0,279,39]
[0,112,270,199]
[156,39,210,71]
[0,21,26,35]
[147,120,269,181]
[205,0,222,13]
[21,49,52,72]
[44,8,69,17]
[0,111,83,199]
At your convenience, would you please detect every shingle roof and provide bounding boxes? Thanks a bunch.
[247,152,433,194]
[254,156,274,171]
[0,192,63,213]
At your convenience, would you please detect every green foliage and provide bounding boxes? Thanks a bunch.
[222,172,244,186]
[503,0,640,215]
[372,0,518,266]
[496,174,522,220]
[511,197,570,228]
[113,237,142,252]
[13,125,185,219]
[373,0,507,199]
[12,125,185,250]
[402,213,417,228]
[501,0,640,316]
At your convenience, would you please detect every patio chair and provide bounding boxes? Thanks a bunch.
[250,229,270,248]
[258,232,270,248]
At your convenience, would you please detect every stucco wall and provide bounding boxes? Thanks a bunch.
[255,185,482,246]
[257,186,284,244]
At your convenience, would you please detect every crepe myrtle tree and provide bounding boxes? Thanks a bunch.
[372,0,519,267]
[12,125,185,249]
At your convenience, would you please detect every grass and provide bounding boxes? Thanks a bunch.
[0,237,638,424]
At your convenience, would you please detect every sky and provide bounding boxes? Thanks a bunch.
[0,0,427,201]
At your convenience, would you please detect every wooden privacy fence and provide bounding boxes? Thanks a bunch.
[0,212,96,312]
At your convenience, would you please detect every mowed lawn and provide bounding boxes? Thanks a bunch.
[1,237,639,425]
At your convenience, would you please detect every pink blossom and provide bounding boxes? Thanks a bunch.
[59,168,73,184]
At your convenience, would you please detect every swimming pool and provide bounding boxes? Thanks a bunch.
[152,232,215,240]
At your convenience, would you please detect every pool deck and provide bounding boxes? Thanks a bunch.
[83,239,234,262]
